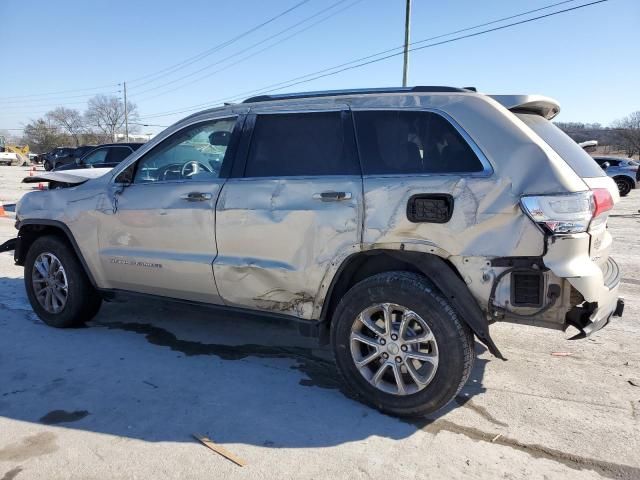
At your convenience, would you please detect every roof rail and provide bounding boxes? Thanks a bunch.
[242,86,472,103]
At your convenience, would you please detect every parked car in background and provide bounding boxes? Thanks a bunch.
[47,145,96,171]
[42,147,77,171]
[593,156,639,196]
[53,143,144,171]
[7,87,623,417]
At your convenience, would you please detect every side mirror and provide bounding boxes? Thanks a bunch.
[115,164,135,184]
[600,161,610,171]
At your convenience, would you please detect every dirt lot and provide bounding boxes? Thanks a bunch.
[0,166,639,479]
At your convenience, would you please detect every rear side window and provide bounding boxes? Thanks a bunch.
[354,110,484,175]
[244,111,359,177]
[107,147,132,164]
[516,113,605,178]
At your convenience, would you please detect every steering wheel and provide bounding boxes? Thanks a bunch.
[181,160,213,177]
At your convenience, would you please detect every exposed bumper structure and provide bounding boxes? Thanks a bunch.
[0,238,16,253]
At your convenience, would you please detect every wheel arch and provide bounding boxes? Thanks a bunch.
[318,249,503,359]
[612,175,635,188]
[15,219,97,288]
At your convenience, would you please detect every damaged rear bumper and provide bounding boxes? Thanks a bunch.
[543,233,623,337]
[0,238,16,253]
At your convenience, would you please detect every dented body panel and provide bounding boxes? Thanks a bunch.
[214,176,362,318]
[13,88,623,352]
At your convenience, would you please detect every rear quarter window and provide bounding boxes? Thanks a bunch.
[353,110,485,175]
[516,113,605,178]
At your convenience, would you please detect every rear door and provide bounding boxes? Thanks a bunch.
[97,116,242,303]
[214,107,363,319]
[352,108,495,255]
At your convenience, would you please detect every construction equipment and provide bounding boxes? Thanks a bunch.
[0,135,30,165]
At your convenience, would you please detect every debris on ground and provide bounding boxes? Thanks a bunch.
[193,433,246,467]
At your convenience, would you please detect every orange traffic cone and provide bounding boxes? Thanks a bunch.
[38,183,45,190]
[0,204,6,217]
[29,169,33,177]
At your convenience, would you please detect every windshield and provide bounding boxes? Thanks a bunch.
[516,113,605,178]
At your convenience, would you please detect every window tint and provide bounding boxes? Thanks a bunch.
[82,148,108,165]
[354,110,484,175]
[134,117,236,183]
[244,111,359,177]
[107,147,132,164]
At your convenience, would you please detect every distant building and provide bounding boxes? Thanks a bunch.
[114,133,154,142]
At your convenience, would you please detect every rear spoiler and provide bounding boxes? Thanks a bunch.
[489,94,560,120]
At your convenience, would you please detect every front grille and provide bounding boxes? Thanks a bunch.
[511,271,543,307]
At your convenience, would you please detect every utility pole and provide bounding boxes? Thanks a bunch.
[402,0,412,87]
[123,81,129,142]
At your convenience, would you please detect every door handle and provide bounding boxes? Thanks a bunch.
[312,191,352,202]
[181,192,213,202]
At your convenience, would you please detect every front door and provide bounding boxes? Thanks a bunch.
[97,116,241,303]
[214,109,363,319]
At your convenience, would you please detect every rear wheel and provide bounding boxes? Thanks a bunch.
[24,235,102,328]
[615,177,633,197]
[331,271,474,417]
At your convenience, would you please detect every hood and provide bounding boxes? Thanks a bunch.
[22,168,112,185]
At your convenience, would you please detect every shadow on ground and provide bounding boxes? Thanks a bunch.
[0,275,490,450]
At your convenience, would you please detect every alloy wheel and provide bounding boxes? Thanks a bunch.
[32,252,68,313]
[350,303,439,395]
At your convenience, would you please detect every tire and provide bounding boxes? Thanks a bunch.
[43,160,52,171]
[615,177,632,197]
[331,271,474,417]
[24,235,102,328]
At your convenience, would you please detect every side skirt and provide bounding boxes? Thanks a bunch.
[98,288,321,338]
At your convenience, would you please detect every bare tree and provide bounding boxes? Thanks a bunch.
[612,111,640,158]
[85,94,139,142]
[22,119,65,153]
[46,107,85,146]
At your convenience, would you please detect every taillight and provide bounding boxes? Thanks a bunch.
[590,188,613,229]
[520,190,612,234]
[591,188,614,218]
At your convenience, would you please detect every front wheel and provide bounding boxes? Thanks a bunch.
[43,160,52,171]
[24,235,102,328]
[331,271,474,417]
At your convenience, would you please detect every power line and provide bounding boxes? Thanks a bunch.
[0,90,121,106]
[140,0,605,120]
[0,92,122,111]
[132,0,361,102]
[126,0,314,88]
[0,83,120,101]
[0,0,313,101]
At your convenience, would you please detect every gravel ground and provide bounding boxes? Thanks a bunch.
[0,166,638,479]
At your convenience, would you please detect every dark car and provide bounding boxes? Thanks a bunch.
[50,145,98,170]
[42,147,77,171]
[53,143,144,171]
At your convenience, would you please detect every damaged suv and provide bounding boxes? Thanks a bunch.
[6,87,624,417]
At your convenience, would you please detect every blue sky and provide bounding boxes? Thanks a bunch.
[1,0,638,135]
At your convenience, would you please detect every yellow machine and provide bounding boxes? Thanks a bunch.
[0,136,30,165]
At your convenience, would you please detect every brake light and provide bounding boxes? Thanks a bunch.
[591,188,614,218]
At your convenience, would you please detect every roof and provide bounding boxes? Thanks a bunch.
[243,86,471,103]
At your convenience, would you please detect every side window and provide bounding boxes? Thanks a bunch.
[244,111,359,177]
[354,110,484,175]
[107,147,133,164]
[133,117,236,183]
[82,148,108,165]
